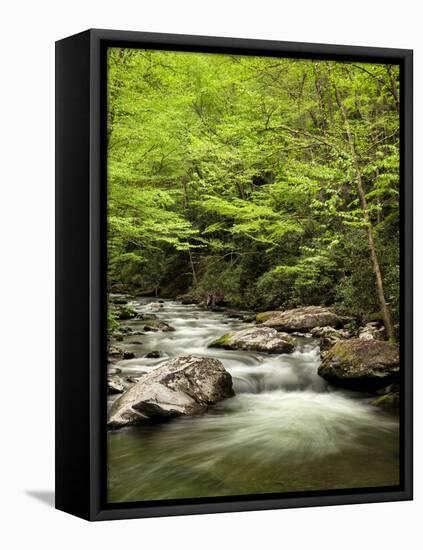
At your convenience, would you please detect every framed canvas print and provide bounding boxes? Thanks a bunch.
[55,29,413,521]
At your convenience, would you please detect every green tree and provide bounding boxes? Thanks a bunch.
[107,49,400,336]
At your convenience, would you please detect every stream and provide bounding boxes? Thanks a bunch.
[107,299,400,503]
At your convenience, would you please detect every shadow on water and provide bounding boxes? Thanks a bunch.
[26,490,55,507]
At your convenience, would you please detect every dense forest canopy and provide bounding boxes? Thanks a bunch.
[107,48,400,337]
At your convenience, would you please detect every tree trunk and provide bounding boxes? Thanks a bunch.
[313,64,327,130]
[386,65,400,114]
[333,82,396,341]
[187,249,197,287]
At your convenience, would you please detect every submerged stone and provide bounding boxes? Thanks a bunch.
[372,392,400,412]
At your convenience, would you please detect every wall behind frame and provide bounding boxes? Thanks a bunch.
[1,0,421,548]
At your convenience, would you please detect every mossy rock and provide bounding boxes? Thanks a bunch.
[116,304,137,320]
[210,332,235,347]
[209,327,295,354]
[372,392,400,412]
[256,311,279,323]
[318,338,400,392]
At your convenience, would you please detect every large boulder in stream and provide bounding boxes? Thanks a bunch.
[209,326,295,354]
[256,306,346,332]
[107,355,234,428]
[317,339,400,391]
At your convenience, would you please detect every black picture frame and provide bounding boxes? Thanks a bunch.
[55,28,413,521]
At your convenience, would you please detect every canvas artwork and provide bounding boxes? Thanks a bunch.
[105,48,401,504]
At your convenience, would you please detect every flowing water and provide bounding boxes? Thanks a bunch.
[107,299,400,503]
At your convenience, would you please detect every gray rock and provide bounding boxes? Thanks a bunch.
[148,302,164,310]
[108,355,234,428]
[142,320,174,332]
[145,350,164,358]
[108,345,123,357]
[136,313,157,320]
[318,338,400,391]
[221,309,255,322]
[107,366,122,375]
[107,375,125,394]
[241,313,257,323]
[359,322,387,341]
[256,306,346,332]
[178,294,200,305]
[125,376,142,384]
[311,325,352,350]
[209,326,295,354]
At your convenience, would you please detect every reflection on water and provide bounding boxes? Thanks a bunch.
[108,299,400,502]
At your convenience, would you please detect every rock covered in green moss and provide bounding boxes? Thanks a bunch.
[371,392,400,412]
[209,326,295,354]
[256,311,279,323]
[318,338,399,391]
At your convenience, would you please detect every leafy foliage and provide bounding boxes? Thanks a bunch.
[107,49,400,324]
